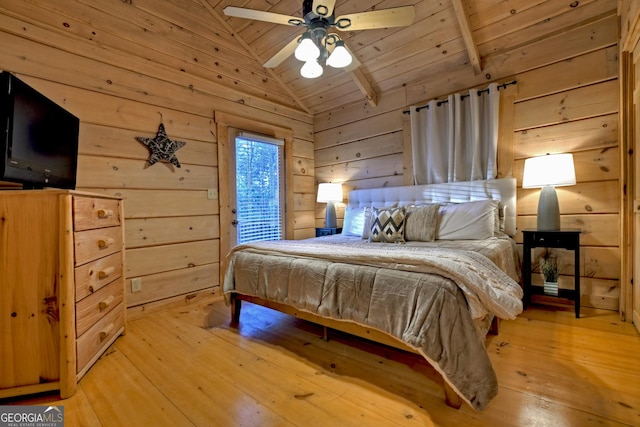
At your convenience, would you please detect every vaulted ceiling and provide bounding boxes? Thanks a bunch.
[203,0,617,115]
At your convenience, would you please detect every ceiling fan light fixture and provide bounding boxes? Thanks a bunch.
[295,34,320,62]
[225,2,416,80]
[327,41,352,68]
[300,60,323,78]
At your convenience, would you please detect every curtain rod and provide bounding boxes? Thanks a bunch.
[402,80,517,115]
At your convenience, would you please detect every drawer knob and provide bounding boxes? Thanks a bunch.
[98,266,116,279]
[99,295,115,311]
[100,323,115,341]
[98,238,115,248]
[97,209,113,219]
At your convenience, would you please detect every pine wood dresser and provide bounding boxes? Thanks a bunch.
[0,190,125,399]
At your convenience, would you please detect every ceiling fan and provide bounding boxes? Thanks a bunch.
[224,0,415,78]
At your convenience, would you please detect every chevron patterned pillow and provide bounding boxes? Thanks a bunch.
[369,206,406,243]
[362,203,398,239]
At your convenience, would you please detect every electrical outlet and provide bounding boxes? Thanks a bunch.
[131,277,142,293]
[207,188,218,200]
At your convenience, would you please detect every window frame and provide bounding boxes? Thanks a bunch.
[233,132,285,244]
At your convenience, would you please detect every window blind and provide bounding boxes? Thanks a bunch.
[235,135,284,244]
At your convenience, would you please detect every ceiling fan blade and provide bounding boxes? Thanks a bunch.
[312,0,336,17]
[335,6,415,31]
[223,6,304,26]
[263,37,299,68]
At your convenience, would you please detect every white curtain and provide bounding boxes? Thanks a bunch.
[410,83,500,185]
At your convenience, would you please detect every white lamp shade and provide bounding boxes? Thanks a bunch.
[300,60,323,78]
[327,42,353,68]
[317,183,343,203]
[295,36,320,62]
[522,153,576,188]
[523,153,576,231]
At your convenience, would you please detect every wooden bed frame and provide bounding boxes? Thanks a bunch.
[227,178,516,409]
[230,293,500,409]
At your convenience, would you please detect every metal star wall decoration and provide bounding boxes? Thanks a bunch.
[136,123,186,168]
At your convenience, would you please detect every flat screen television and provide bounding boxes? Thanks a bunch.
[0,71,79,189]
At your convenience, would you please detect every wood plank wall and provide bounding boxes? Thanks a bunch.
[314,12,621,311]
[0,0,313,312]
[618,0,640,325]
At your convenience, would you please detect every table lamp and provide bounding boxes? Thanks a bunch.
[317,182,343,228]
[522,153,576,231]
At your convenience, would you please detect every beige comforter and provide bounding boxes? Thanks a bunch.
[223,235,523,410]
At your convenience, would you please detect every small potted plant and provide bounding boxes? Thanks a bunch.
[540,251,560,296]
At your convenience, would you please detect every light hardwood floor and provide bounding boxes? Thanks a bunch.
[4,296,640,426]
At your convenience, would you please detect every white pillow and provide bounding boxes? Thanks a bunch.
[437,200,499,240]
[341,206,366,236]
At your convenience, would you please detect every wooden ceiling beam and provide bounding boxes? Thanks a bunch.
[198,0,312,115]
[348,68,378,107]
[451,0,482,75]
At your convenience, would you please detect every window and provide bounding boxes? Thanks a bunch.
[234,133,284,244]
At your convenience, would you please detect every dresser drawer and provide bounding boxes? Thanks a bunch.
[74,227,122,266]
[75,252,123,302]
[76,303,125,374]
[76,278,124,337]
[73,197,122,232]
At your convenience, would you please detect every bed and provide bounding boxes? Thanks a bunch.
[223,178,523,411]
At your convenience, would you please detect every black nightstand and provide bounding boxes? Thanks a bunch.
[316,227,342,237]
[522,229,581,318]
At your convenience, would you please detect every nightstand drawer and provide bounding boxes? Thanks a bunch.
[525,230,580,249]
[316,227,342,237]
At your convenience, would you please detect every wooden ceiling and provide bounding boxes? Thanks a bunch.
[203,0,617,115]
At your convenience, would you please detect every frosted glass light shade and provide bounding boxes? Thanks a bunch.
[295,36,320,62]
[327,41,353,68]
[522,153,576,231]
[522,153,576,188]
[300,60,323,78]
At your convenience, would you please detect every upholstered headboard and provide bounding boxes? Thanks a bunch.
[347,178,517,237]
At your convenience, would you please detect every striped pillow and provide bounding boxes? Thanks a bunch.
[404,204,440,242]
